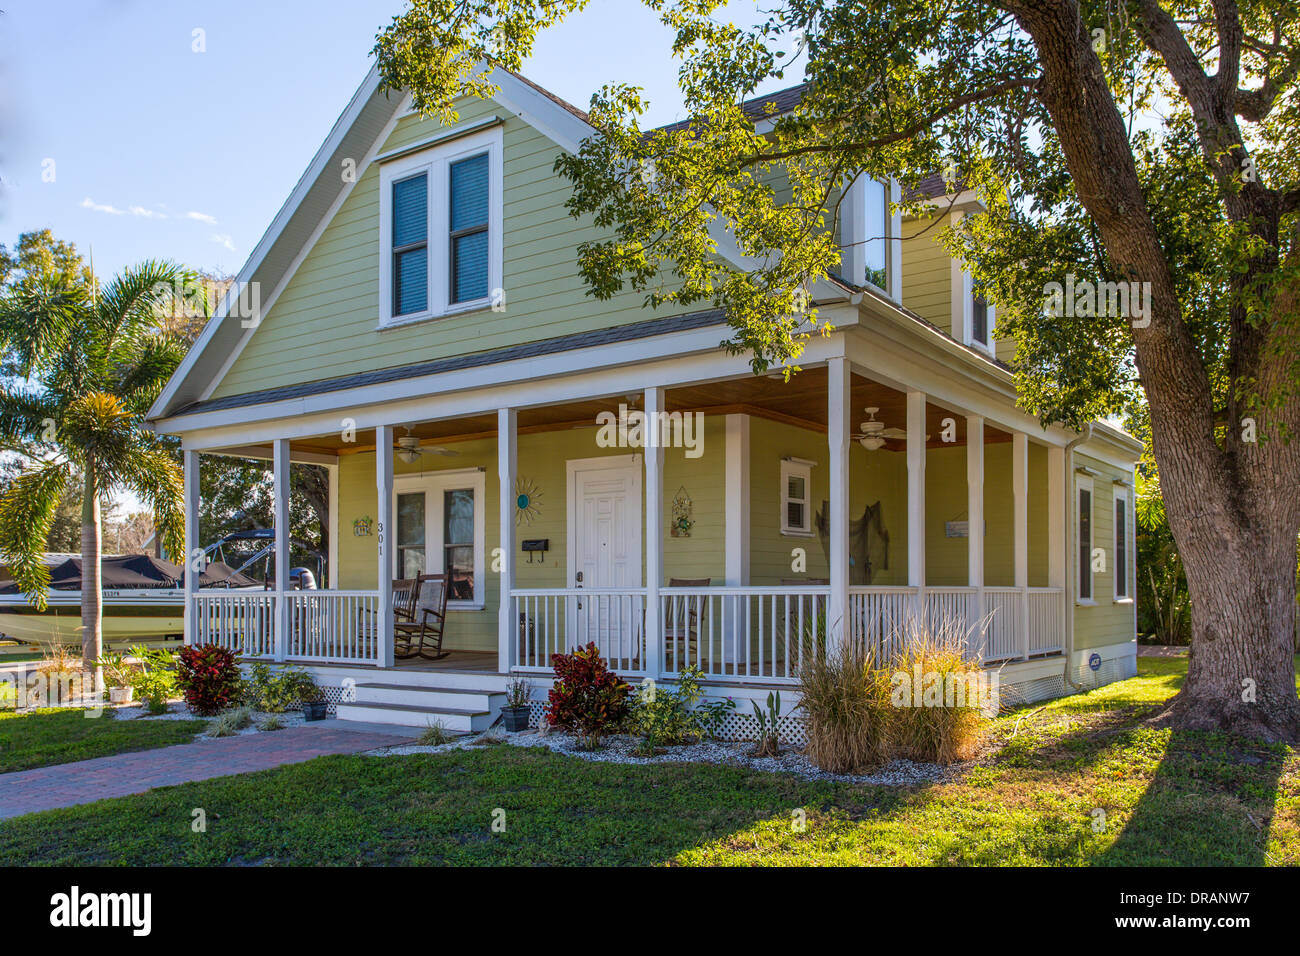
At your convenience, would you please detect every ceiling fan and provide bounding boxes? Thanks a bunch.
[851,407,912,451]
[394,427,460,464]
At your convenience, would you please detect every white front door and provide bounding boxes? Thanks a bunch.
[567,456,642,665]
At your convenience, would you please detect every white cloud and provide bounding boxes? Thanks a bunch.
[129,205,167,219]
[184,210,218,224]
[211,233,236,253]
[81,196,123,215]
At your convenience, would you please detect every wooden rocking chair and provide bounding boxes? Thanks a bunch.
[393,573,450,661]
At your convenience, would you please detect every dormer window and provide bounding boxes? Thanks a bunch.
[844,176,900,299]
[379,126,503,327]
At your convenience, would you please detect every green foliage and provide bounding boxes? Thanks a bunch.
[0,238,196,617]
[91,652,137,690]
[750,691,782,757]
[1135,471,1191,644]
[244,662,320,712]
[126,644,176,715]
[627,666,736,753]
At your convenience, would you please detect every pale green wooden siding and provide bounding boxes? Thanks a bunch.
[335,420,728,653]
[901,213,952,336]
[214,97,684,399]
[747,417,908,587]
[1071,452,1136,651]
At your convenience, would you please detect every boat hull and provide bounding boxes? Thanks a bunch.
[0,589,183,647]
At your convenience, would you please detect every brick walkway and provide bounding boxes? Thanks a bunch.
[0,725,408,819]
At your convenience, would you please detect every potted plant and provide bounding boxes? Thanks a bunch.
[295,673,328,721]
[95,652,136,704]
[502,677,531,732]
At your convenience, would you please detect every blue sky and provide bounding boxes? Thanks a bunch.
[2,0,791,279]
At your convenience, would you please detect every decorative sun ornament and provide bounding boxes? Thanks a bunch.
[515,477,542,525]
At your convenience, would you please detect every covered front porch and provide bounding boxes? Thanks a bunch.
[182,353,1070,688]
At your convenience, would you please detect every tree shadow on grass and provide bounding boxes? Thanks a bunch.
[1095,726,1287,866]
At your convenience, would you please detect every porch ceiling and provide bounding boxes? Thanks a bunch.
[212,370,1011,458]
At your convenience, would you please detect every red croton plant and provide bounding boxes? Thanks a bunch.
[545,643,631,748]
[175,643,242,716]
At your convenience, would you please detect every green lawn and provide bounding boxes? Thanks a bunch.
[0,708,207,773]
[0,657,1296,866]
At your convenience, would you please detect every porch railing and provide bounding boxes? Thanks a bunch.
[660,586,829,682]
[1026,587,1066,655]
[285,591,380,665]
[191,590,380,666]
[511,588,647,674]
[191,592,277,659]
[848,585,917,660]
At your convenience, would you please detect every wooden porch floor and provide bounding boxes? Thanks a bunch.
[390,650,501,674]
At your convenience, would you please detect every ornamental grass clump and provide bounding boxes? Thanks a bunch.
[795,639,893,773]
[887,617,992,765]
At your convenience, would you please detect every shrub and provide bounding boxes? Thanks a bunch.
[126,645,177,715]
[207,706,254,737]
[796,640,892,773]
[750,691,783,758]
[545,643,630,749]
[886,618,991,765]
[627,666,734,753]
[258,715,285,732]
[175,644,241,715]
[245,662,318,712]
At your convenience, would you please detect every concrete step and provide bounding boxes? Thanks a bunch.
[334,700,495,733]
[353,682,505,711]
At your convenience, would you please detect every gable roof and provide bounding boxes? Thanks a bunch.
[148,64,601,423]
[149,68,950,425]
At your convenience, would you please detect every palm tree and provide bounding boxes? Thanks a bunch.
[0,261,197,688]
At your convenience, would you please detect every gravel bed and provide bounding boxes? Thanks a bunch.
[364,727,957,785]
[114,701,308,735]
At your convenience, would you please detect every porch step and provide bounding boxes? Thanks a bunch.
[334,681,508,732]
[334,701,495,733]
[353,682,504,712]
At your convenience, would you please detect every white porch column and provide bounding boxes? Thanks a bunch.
[965,416,984,647]
[272,438,291,662]
[375,425,395,669]
[326,463,339,589]
[1047,445,1066,589]
[724,413,751,587]
[183,450,200,646]
[1048,444,1067,655]
[644,388,665,677]
[827,357,851,649]
[1012,432,1029,659]
[497,408,517,674]
[906,391,926,620]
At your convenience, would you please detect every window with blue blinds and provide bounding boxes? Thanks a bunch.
[449,153,489,303]
[392,174,428,315]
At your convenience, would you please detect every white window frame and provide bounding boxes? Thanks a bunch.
[1113,484,1132,602]
[378,125,503,329]
[393,468,487,610]
[950,211,995,353]
[780,458,814,536]
[1075,476,1096,605]
[843,176,901,300]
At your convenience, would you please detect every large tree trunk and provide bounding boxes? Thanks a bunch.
[1009,0,1300,741]
[81,465,103,694]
